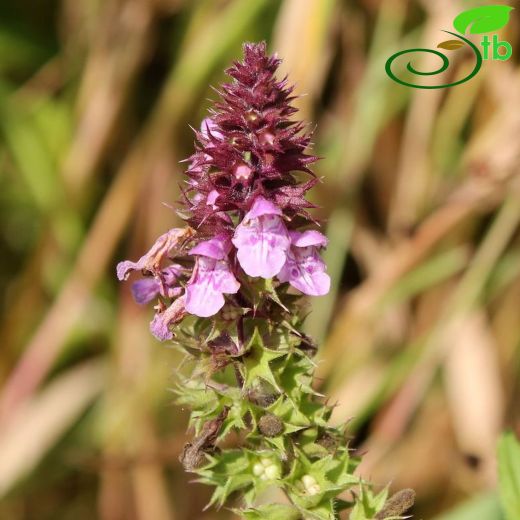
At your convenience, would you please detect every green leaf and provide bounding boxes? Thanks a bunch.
[206,473,252,508]
[267,396,311,432]
[263,278,290,311]
[453,6,514,35]
[279,355,320,401]
[196,450,253,508]
[243,328,287,390]
[239,504,302,520]
[498,432,520,520]
[219,400,249,436]
[307,499,338,520]
[349,486,388,520]
[174,380,219,413]
[288,450,358,512]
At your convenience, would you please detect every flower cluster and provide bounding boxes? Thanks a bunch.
[117,42,330,341]
[116,43,406,520]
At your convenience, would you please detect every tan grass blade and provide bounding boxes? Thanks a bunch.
[0,360,105,496]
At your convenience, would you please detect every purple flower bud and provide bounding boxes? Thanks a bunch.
[185,235,240,317]
[277,230,330,296]
[232,196,290,279]
[233,163,253,180]
[183,42,319,231]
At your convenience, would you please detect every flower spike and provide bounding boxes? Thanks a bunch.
[116,42,400,520]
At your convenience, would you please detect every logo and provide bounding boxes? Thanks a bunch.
[385,5,514,89]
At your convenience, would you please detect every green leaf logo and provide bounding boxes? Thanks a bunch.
[453,5,514,35]
[437,40,465,50]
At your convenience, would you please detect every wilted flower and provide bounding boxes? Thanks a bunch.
[116,227,192,281]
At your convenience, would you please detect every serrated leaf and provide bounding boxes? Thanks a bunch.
[197,450,254,508]
[263,278,290,311]
[279,354,320,400]
[453,5,514,35]
[219,401,248,436]
[267,396,311,431]
[325,449,358,488]
[264,433,287,452]
[288,450,358,512]
[174,381,219,413]
[243,328,287,390]
[307,499,338,520]
[349,486,388,520]
[299,396,330,427]
[498,432,520,520]
[302,442,332,459]
[437,40,465,50]
[197,449,251,479]
[239,504,302,520]
[206,473,252,508]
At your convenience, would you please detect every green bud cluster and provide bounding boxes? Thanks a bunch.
[172,282,411,519]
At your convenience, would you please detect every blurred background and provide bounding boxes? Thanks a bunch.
[1,0,519,518]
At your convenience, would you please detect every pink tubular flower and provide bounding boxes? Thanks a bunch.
[232,196,290,279]
[118,44,331,345]
[185,235,240,317]
[277,230,330,296]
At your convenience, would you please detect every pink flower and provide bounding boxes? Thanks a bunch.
[200,118,223,141]
[206,189,219,209]
[277,230,330,296]
[234,163,253,180]
[232,196,290,278]
[185,235,240,317]
[187,119,222,175]
[131,264,184,305]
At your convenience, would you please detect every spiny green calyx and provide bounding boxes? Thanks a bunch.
[172,278,408,518]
